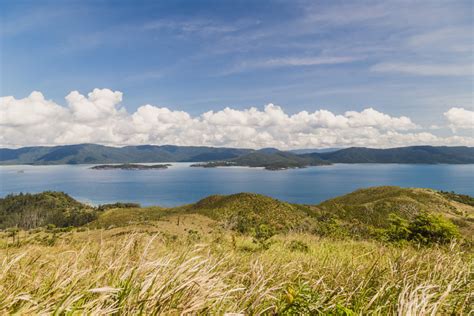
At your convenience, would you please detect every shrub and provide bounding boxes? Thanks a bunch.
[385,212,460,244]
[253,224,274,249]
[386,214,410,242]
[409,212,460,244]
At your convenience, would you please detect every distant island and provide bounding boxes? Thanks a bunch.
[190,162,305,170]
[1,144,473,166]
[191,161,237,168]
[191,150,330,170]
[90,163,171,170]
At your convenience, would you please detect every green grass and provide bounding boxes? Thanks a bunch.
[89,206,174,229]
[0,228,471,314]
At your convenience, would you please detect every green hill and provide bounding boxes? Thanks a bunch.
[2,144,473,165]
[192,150,330,170]
[0,144,251,165]
[1,187,472,242]
[189,193,317,233]
[310,146,474,164]
[315,186,473,239]
[231,151,329,169]
[0,192,96,229]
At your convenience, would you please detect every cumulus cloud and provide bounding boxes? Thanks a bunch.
[66,89,124,122]
[1,89,473,148]
[444,107,474,131]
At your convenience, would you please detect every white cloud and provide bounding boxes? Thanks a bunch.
[344,108,417,130]
[371,62,472,76]
[444,107,474,131]
[0,91,67,126]
[1,89,473,149]
[66,89,124,122]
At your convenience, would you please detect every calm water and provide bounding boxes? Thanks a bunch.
[0,163,473,206]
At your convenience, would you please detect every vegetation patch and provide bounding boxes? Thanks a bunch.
[0,191,96,229]
[190,193,318,234]
[1,186,472,243]
[385,212,460,244]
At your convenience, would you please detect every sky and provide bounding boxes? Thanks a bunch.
[0,0,473,149]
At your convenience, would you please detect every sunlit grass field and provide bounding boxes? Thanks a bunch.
[1,223,472,315]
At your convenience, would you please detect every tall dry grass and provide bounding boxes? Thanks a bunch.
[0,230,472,314]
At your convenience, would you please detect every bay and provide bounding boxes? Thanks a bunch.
[0,163,473,206]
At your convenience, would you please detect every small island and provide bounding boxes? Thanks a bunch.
[190,161,237,168]
[90,163,171,170]
[191,161,306,170]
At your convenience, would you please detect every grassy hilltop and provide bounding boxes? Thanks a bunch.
[0,186,473,314]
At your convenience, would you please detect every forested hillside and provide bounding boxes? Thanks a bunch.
[1,144,473,165]
[310,146,474,164]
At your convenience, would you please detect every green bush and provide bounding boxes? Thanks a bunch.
[386,214,410,242]
[385,212,459,244]
[409,212,460,244]
[253,224,274,249]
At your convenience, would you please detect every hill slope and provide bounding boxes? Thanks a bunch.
[1,187,472,240]
[0,144,251,165]
[309,146,474,164]
[0,192,96,229]
[315,186,474,238]
[189,192,317,232]
[1,144,473,165]
[93,187,473,240]
[231,151,329,169]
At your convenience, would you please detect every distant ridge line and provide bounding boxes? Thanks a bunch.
[0,144,473,165]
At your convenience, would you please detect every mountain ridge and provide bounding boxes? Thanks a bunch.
[0,144,473,165]
[309,145,474,164]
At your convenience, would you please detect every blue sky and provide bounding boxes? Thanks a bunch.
[0,0,473,148]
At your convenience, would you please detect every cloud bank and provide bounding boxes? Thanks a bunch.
[1,89,472,148]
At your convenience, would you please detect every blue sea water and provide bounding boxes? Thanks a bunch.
[0,163,473,206]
